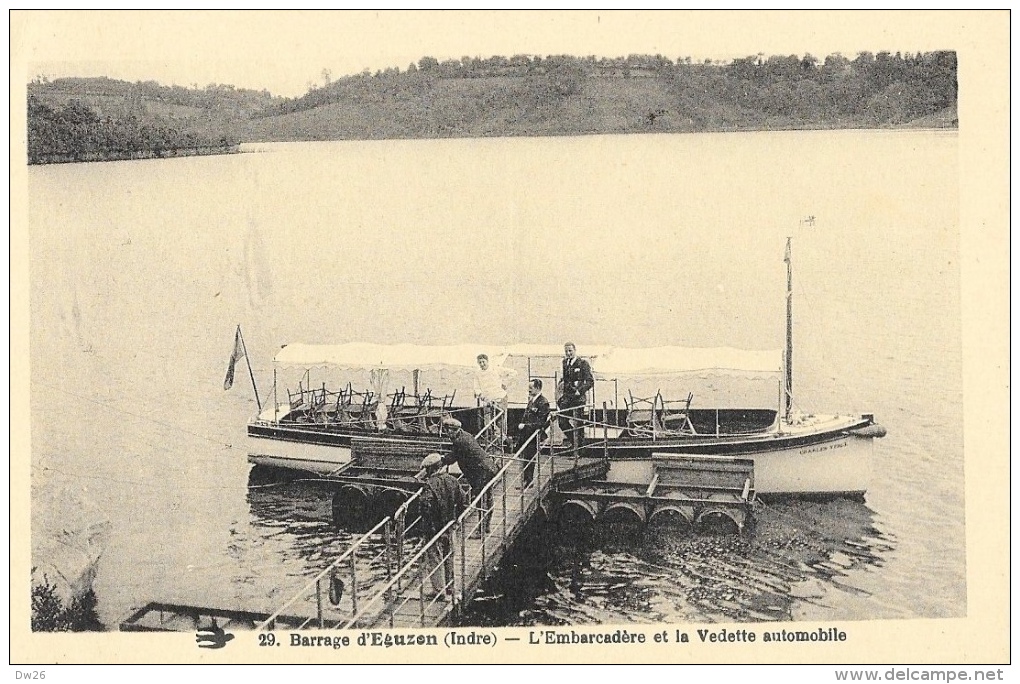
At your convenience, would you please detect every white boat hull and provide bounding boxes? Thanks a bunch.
[248,433,352,475]
[604,432,873,497]
[247,409,880,497]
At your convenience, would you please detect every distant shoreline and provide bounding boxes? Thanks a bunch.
[238,119,958,146]
[28,144,241,166]
[30,123,962,165]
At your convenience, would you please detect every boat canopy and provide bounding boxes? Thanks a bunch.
[594,346,783,378]
[275,342,780,376]
[274,343,499,371]
[273,342,782,408]
[502,343,614,359]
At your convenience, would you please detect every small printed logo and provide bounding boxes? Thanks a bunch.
[196,620,235,649]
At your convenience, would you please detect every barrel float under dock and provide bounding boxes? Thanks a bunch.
[695,494,748,535]
[374,488,409,520]
[558,499,600,527]
[599,491,647,526]
[647,503,696,534]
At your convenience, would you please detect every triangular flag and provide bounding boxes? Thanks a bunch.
[224,327,245,390]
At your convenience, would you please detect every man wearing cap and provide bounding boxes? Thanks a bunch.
[558,342,594,449]
[416,453,467,599]
[441,417,498,533]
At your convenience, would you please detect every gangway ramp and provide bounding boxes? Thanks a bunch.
[258,427,606,631]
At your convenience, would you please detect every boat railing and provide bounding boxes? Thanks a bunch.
[256,487,425,631]
[549,404,614,465]
[547,397,790,442]
[343,428,546,628]
[475,406,507,454]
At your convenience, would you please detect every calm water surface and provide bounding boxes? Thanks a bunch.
[28,130,962,628]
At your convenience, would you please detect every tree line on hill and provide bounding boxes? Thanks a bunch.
[26,77,281,163]
[26,51,957,164]
[30,76,280,117]
[27,97,238,164]
[261,50,957,127]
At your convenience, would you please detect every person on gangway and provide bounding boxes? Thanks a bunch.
[440,416,499,534]
[516,378,550,488]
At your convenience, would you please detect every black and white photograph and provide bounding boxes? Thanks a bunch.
[11,10,1008,671]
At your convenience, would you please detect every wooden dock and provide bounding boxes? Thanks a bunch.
[123,412,755,634]
[255,434,607,632]
[254,415,754,632]
[347,448,606,629]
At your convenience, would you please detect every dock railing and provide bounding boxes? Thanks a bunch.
[256,487,425,631]
[261,407,608,630]
[343,427,547,628]
[257,407,513,631]
[475,406,507,453]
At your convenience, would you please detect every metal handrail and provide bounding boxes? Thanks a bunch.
[474,406,506,451]
[257,486,425,631]
[451,428,552,583]
[344,429,543,628]
[341,517,460,628]
[256,514,392,631]
[394,486,424,518]
[459,428,537,521]
[550,405,604,441]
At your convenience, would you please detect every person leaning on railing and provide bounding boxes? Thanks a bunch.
[415,453,467,601]
[473,353,514,443]
[440,417,498,534]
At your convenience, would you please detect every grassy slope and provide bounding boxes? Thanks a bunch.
[239,76,910,143]
[241,77,716,142]
[30,76,959,146]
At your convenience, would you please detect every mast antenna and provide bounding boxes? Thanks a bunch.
[238,325,262,412]
[784,236,794,421]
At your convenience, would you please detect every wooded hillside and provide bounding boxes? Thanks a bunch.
[27,51,957,163]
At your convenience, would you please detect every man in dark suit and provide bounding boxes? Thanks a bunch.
[516,378,550,488]
[558,342,594,449]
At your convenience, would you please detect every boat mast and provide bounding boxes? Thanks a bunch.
[238,326,262,413]
[784,237,793,421]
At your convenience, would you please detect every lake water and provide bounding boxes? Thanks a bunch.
[28,129,963,629]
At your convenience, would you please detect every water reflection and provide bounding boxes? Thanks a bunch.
[247,466,337,524]
[244,466,428,624]
[461,497,893,626]
[245,464,894,627]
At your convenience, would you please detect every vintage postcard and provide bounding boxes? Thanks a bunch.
[9,10,1009,671]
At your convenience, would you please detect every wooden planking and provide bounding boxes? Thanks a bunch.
[360,453,570,629]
